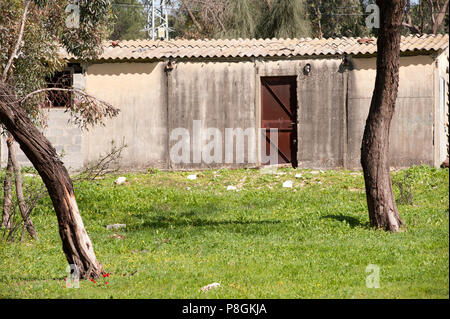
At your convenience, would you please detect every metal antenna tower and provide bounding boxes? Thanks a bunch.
[143,0,170,40]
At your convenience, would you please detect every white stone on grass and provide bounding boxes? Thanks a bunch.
[114,177,127,185]
[282,180,293,188]
[187,174,197,180]
[106,224,126,230]
[295,173,303,178]
[227,185,237,191]
[200,282,221,292]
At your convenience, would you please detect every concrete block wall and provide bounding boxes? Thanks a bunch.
[1,108,83,171]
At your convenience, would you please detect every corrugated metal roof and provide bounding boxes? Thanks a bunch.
[68,34,449,61]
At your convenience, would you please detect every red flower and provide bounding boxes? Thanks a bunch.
[105,281,108,285]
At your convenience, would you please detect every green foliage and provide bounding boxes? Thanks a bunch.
[172,0,375,40]
[0,166,448,298]
[258,0,311,39]
[393,171,415,206]
[219,0,263,39]
[109,0,147,40]
[61,0,112,59]
[1,0,111,91]
[172,0,312,40]
[0,0,112,127]
[306,0,371,38]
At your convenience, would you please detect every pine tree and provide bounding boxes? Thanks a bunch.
[110,0,147,40]
[257,0,312,39]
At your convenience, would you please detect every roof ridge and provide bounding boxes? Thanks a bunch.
[71,35,450,61]
[104,33,447,44]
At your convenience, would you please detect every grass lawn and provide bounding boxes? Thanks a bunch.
[0,165,448,299]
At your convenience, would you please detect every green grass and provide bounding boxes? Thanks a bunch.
[0,166,448,298]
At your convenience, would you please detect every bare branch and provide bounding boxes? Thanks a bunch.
[2,134,14,229]
[6,134,38,240]
[180,0,204,32]
[433,0,449,34]
[20,87,120,130]
[208,7,226,33]
[402,22,422,33]
[2,1,31,81]
[73,139,127,183]
[427,0,436,26]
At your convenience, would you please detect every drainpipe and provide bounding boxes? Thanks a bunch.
[165,59,175,170]
[341,54,352,170]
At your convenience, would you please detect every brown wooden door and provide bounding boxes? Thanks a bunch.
[261,76,298,167]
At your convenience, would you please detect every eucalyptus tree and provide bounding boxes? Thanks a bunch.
[403,0,449,34]
[361,0,405,232]
[306,0,370,38]
[0,0,118,279]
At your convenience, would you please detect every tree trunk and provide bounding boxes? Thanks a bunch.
[315,2,323,39]
[361,0,405,232]
[0,82,102,278]
[2,136,14,229]
[432,0,449,34]
[6,134,38,240]
[180,0,203,33]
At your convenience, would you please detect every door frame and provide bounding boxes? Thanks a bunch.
[255,60,301,168]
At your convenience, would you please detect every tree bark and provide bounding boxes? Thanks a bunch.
[432,0,449,34]
[314,0,323,39]
[180,0,203,33]
[361,0,405,232]
[1,1,31,81]
[0,82,102,278]
[6,134,38,240]
[2,136,14,229]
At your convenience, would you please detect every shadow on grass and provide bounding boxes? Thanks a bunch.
[321,214,370,229]
[139,215,282,229]
[129,201,284,231]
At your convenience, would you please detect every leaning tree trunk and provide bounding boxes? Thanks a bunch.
[0,82,103,278]
[361,0,405,232]
[7,134,38,240]
[2,139,13,229]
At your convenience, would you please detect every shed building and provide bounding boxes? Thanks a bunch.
[1,34,449,171]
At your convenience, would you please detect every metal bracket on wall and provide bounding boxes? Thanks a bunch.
[165,59,175,73]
